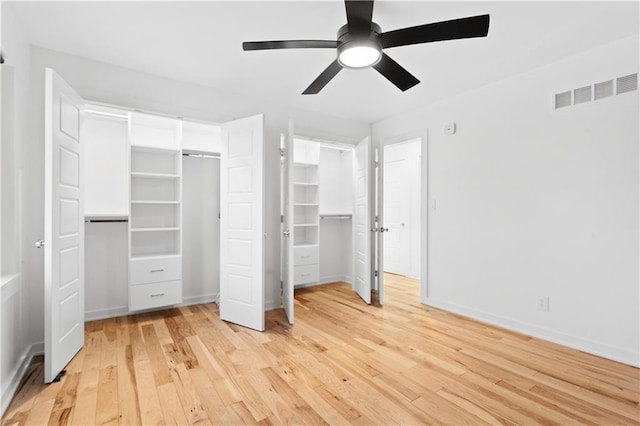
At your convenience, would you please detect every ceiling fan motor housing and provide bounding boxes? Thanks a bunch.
[336,23,383,68]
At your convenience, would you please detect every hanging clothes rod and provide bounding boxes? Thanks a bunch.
[320,214,352,220]
[84,218,128,223]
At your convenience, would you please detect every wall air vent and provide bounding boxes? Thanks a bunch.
[594,80,614,100]
[554,72,637,111]
[555,91,572,109]
[573,86,592,104]
[616,73,638,95]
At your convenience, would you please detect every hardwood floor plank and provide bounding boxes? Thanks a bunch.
[3,276,638,426]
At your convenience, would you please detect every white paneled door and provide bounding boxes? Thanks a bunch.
[220,114,265,331]
[352,137,372,304]
[382,157,410,276]
[44,68,85,383]
[282,121,294,324]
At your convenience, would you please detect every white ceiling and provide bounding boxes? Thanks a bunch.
[7,1,639,123]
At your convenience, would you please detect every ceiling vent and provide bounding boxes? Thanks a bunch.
[554,91,572,109]
[594,80,614,100]
[616,73,638,95]
[554,72,637,111]
[573,86,592,104]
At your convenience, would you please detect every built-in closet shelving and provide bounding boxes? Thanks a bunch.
[292,140,320,285]
[128,112,183,311]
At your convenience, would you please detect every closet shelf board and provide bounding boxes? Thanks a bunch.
[293,182,318,187]
[131,227,180,232]
[131,172,180,179]
[130,252,181,260]
[131,200,180,205]
[294,203,319,207]
[294,223,318,227]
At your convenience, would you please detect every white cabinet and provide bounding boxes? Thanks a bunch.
[292,139,320,285]
[129,122,183,311]
[182,120,221,153]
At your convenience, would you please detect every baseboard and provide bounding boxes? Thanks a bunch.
[425,298,640,368]
[295,276,352,289]
[85,306,129,322]
[1,342,44,417]
[182,293,219,306]
[85,294,220,322]
[265,299,281,311]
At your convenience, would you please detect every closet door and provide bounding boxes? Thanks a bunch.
[352,137,372,304]
[43,68,85,383]
[220,114,265,331]
[282,121,294,324]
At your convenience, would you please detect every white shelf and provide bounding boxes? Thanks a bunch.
[293,243,319,248]
[293,182,318,187]
[131,172,180,179]
[128,253,181,262]
[131,200,180,205]
[294,223,318,227]
[293,162,319,168]
[131,227,180,232]
[294,203,319,207]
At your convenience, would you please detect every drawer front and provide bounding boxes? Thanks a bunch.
[130,256,181,285]
[293,264,319,285]
[129,280,182,311]
[293,246,319,266]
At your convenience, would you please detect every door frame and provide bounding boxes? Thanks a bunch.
[377,130,429,305]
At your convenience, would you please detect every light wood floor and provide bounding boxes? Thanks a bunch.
[3,274,639,425]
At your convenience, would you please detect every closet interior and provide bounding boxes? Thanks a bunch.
[290,138,354,289]
[83,105,221,319]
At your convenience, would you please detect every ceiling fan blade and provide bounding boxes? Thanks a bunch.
[302,59,343,95]
[345,0,374,34]
[243,40,339,51]
[380,14,490,49]
[373,53,420,91]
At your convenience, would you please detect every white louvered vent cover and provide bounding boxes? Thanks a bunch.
[616,73,638,95]
[554,72,637,111]
[555,91,572,109]
[594,80,614,100]
[573,86,592,104]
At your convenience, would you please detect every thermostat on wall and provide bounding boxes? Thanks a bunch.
[444,122,456,135]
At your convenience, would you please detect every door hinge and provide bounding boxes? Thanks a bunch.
[374,270,379,277]
[280,148,285,157]
[281,215,284,223]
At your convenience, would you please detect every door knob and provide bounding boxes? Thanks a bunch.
[35,240,45,249]
[380,228,389,233]
[283,230,291,237]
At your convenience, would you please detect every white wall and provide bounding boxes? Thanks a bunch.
[373,36,639,366]
[17,42,369,363]
[1,3,39,416]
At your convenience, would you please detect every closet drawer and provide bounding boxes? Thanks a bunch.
[293,246,319,266]
[129,280,182,311]
[130,256,182,285]
[293,264,319,285]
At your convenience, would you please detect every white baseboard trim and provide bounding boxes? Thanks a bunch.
[1,342,44,417]
[425,298,640,368]
[85,306,129,322]
[265,299,281,311]
[84,294,220,322]
[295,276,352,289]
[182,293,219,306]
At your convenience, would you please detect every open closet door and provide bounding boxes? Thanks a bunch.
[376,146,385,306]
[281,121,294,324]
[220,114,265,331]
[43,68,85,383]
[352,137,372,304]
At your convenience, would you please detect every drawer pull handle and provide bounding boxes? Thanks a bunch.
[300,255,311,259]
[150,293,165,297]
[301,273,311,277]
[150,269,165,273]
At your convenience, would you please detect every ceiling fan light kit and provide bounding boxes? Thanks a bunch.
[242,1,490,95]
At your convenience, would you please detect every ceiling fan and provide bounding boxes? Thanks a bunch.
[242,0,490,95]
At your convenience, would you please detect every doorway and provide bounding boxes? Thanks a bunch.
[380,138,423,303]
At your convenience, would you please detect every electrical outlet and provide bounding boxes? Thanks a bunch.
[536,296,549,312]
